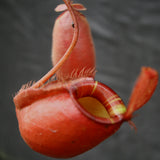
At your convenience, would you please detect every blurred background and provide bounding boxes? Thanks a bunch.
[1,0,160,160]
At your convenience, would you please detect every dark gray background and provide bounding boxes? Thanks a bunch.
[1,0,160,160]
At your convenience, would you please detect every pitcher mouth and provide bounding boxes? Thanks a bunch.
[14,77,126,124]
[70,78,127,124]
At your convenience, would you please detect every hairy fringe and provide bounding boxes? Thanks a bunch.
[19,81,36,91]
[57,67,96,81]
[14,68,96,96]
[13,81,35,97]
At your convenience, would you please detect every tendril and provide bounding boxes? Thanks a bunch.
[32,0,79,88]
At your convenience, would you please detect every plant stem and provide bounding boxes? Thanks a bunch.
[32,0,79,88]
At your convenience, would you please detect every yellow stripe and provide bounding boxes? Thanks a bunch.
[91,81,98,95]
[107,94,118,101]
[105,98,122,106]
[109,98,121,104]
[103,94,119,105]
